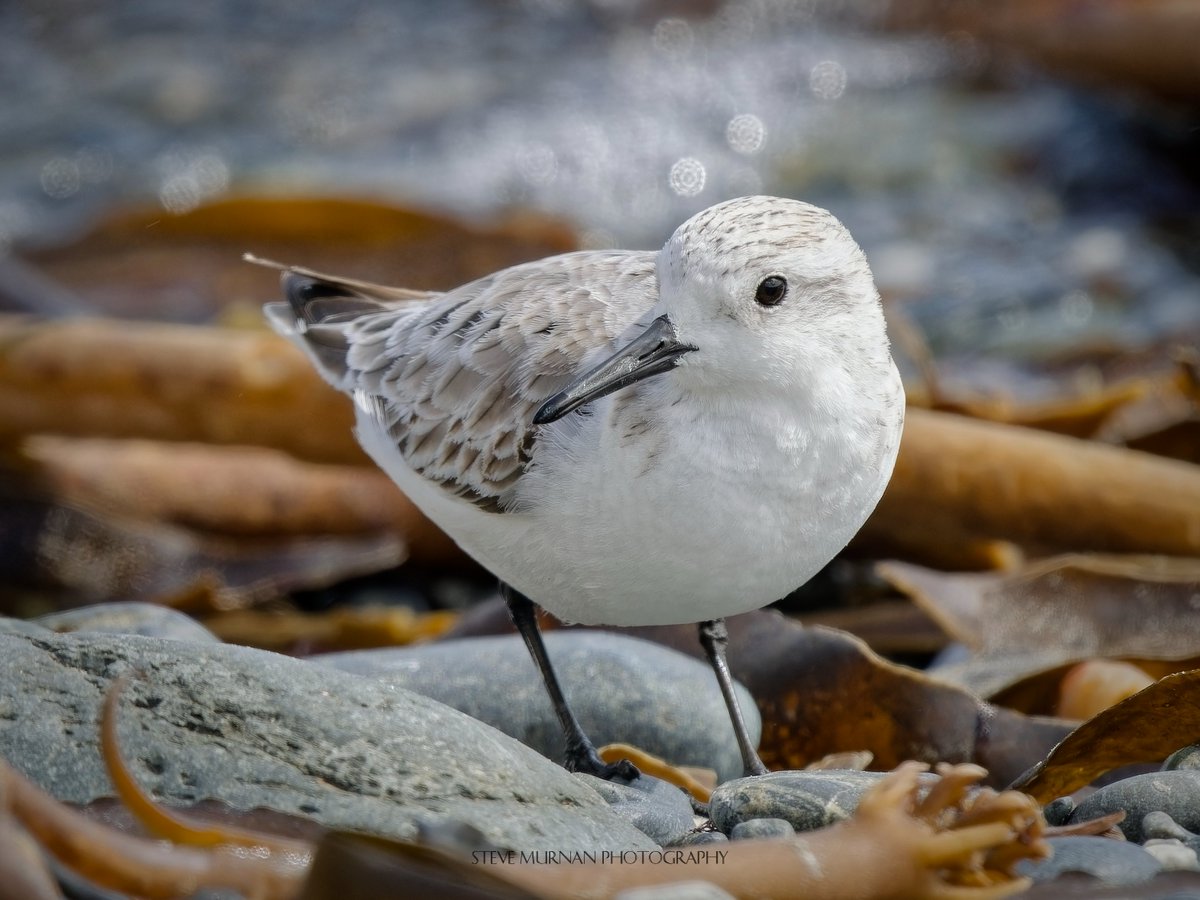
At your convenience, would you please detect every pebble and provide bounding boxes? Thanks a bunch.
[1070,770,1200,843]
[1016,836,1162,885]
[317,631,759,783]
[708,769,908,835]
[730,818,795,841]
[578,773,696,847]
[0,629,656,852]
[1144,839,1200,872]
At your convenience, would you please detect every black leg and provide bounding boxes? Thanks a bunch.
[502,584,639,781]
[698,618,769,777]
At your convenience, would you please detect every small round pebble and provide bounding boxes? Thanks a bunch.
[1144,839,1200,872]
[1164,744,1200,772]
[1043,796,1076,827]
[730,818,795,841]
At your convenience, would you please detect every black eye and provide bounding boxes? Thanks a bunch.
[755,275,787,307]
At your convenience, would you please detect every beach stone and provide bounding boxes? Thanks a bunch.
[730,817,794,840]
[1015,836,1162,885]
[0,630,656,852]
[1070,770,1200,843]
[578,773,696,847]
[34,601,219,643]
[1144,839,1200,872]
[317,631,759,783]
[674,830,729,846]
[1164,744,1200,771]
[708,769,899,834]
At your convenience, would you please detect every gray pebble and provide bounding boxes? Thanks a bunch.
[616,882,736,900]
[708,769,913,834]
[577,773,696,847]
[1165,745,1200,772]
[1016,836,1162,885]
[1071,771,1200,843]
[317,631,759,783]
[729,817,794,841]
[1145,839,1200,872]
[673,830,729,847]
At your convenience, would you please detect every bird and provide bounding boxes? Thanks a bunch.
[258,195,905,780]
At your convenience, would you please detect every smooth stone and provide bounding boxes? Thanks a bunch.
[317,631,760,783]
[0,630,656,852]
[34,601,219,643]
[1144,839,1200,872]
[1164,744,1200,771]
[578,773,696,847]
[1043,795,1076,826]
[729,817,795,840]
[673,830,729,846]
[1070,771,1200,843]
[1015,836,1162,885]
[708,770,908,834]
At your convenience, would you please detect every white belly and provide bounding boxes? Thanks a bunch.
[358,384,901,627]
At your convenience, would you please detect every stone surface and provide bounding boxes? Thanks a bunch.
[730,817,795,841]
[1070,771,1200,843]
[674,830,729,846]
[34,602,219,643]
[1015,837,1162,885]
[578,772,696,847]
[0,630,656,852]
[318,631,760,783]
[1144,839,1200,872]
[618,883,736,900]
[708,769,903,835]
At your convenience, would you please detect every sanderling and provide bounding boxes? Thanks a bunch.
[257,195,905,779]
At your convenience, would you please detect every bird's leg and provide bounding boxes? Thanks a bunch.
[698,618,769,777]
[502,584,639,781]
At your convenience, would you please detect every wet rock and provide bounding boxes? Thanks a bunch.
[1015,836,1161,885]
[1043,795,1076,826]
[730,817,794,840]
[318,631,759,783]
[708,769,901,834]
[578,773,695,846]
[0,630,656,852]
[1070,770,1200,843]
[34,601,218,643]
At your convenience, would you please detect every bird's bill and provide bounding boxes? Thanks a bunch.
[533,314,697,424]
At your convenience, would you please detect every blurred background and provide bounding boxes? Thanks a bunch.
[2,0,1199,641]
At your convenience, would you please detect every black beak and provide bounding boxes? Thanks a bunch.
[533,314,697,424]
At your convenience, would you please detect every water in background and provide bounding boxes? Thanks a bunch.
[3,0,1198,373]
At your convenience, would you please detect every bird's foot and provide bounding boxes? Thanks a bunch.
[565,743,640,782]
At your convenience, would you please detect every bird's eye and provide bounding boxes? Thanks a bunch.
[755,275,787,307]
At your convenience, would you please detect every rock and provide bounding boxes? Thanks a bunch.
[1144,839,1200,872]
[708,770,902,835]
[674,830,729,846]
[1070,770,1200,843]
[317,631,759,783]
[0,617,50,637]
[730,817,794,840]
[34,601,219,643]
[1015,836,1162,885]
[1164,744,1200,771]
[577,773,696,847]
[1042,795,1075,826]
[0,630,656,852]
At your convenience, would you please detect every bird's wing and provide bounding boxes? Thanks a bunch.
[263,250,659,512]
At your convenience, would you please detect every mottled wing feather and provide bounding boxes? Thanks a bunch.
[272,251,659,512]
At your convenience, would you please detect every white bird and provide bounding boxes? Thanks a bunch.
[259,195,905,779]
